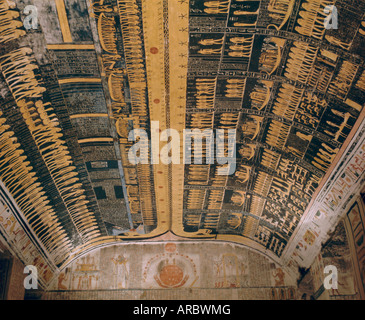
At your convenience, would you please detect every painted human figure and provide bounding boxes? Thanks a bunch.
[77,274,89,290]
[58,272,69,290]
[111,255,129,289]
[273,268,285,286]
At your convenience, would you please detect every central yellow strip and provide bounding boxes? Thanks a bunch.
[70,113,109,119]
[54,0,73,43]
[142,0,170,234]
[47,44,95,50]
[78,138,114,144]
[58,78,102,84]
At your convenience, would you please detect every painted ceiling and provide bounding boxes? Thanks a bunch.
[0,0,364,287]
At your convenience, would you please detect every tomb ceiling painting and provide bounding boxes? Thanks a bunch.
[0,0,364,288]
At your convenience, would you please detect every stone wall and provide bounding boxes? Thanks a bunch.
[42,287,295,300]
[297,192,365,300]
[6,256,25,300]
[0,248,25,300]
[42,241,296,300]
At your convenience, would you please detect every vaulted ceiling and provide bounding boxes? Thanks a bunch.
[0,0,364,288]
